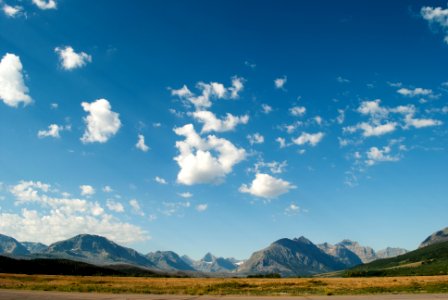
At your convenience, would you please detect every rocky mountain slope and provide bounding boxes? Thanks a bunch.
[0,234,30,256]
[239,236,347,276]
[146,251,195,271]
[419,227,448,248]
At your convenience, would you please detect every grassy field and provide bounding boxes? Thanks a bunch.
[0,274,448,296]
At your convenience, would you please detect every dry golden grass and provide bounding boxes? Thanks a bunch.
[1,274,448,295]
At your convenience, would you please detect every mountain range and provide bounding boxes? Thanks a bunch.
[2,227,445,277]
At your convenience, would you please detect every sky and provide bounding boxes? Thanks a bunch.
[0,0,447,260]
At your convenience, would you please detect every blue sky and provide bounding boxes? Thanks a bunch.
[0,0,447,260]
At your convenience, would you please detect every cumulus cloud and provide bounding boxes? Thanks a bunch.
[171,76,244,110]
[178,192,193,198]
[0,53,31,107]
[37,124,69,138]
[289,106,306,117]
[173,124,246,185]
[80,185,95,196]
[154,176,167,185]
[192,110,249,133]
[247,133,264,145]
[106,200,124,213]
[136,134,150,152]
[261,104,272,114]
[55,46,91,70]
[274,76,287,89]
[129,199,144,216]
[239,173,296,199]
[366,146,400,166]
[344,122,397,137]
[2,4,23,17]
[196,203,208,212]
[397,87,433,98]
[252,160,287,174]
[404,114,443,128]
[3,180,147,244]
[421,5,448,44]
[292,132,324,146]
[32,0,57,9]
[81,99,121,144]
[285,203,301,216]
[276,137,287,148]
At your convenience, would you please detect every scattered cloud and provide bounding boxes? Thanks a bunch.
[3,180,147,244]
[81,99,121,144]
[284,203,302,216]
[32,0,57,10]
[37,124,70,138]
[292,132,324,147]
[289,106,306,117]
[276,137,287,148]
[106,200,124,213]
[136,134,150,152]
[239,173,296,199]
[421,5,448,44]
[366,146,400,166]
[102,186,113,193]
[397,87,435,98]
[336,76,350,83]
[261,104,272,114]
[2,4,23,17]
[160,201,190,216]
[129,199,144,216]
[171,76,244,110]
[154,176,168,185]
[196,203,208,212]
[178,192,193,198]
[173,124,246,185]
[192,110,249,133]
[55,46,91,70]
[247,133,264,145]
[252,160,287,174]
[314,116,323,125]
[79,185,95,196]
[0,53,32,107]
[274,76,287,89]
[336,109,345,124]
[344,122,397,137]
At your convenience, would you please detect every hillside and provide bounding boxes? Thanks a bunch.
[345,241,448,277]
[419,227,448,248]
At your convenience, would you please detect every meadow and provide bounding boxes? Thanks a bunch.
[0,274,447,296]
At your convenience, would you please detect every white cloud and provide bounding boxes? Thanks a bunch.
[55,46,91,70]
[81,99,121,144]
[336,109,345,124]
[0,53,31,107]
[136,134,150,152]
[80,185,95,196]
[174,124,246,185]
[129,199,144,216]
[247,133,264,145]
[276,137,287,148]
[336,76,350,83]
[344,122,397,137]
[192,110,249,133]
[154,176,167,185]
[421,5,448,43]
[37,124,68,139]
[274,76,287,89]
[357,99,388,117]
[2,4,23,17]
[171,76,244,110]
[366,146,400,166]
[314,116,323,125]
[289,106,306,117]
[106,200,124,213]
[404,114,443,128]
[32,0,57,9]
[397,87,434,98]
[196,203,208,212]
[4,180,148,244]
[178,192,193,198]
[285,203,301,216]
[239,173,296,199]
[160,201,190,216]
[252,160,287,174]
[292,132,324,147]
[261,104,272,114]
[102,186,113,193]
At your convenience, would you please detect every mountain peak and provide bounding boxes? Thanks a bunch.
[419,227,448,248]
[293,236,313,244]
[202,252,216,262]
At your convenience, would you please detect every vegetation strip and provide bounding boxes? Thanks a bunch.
[0,274,447,296]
